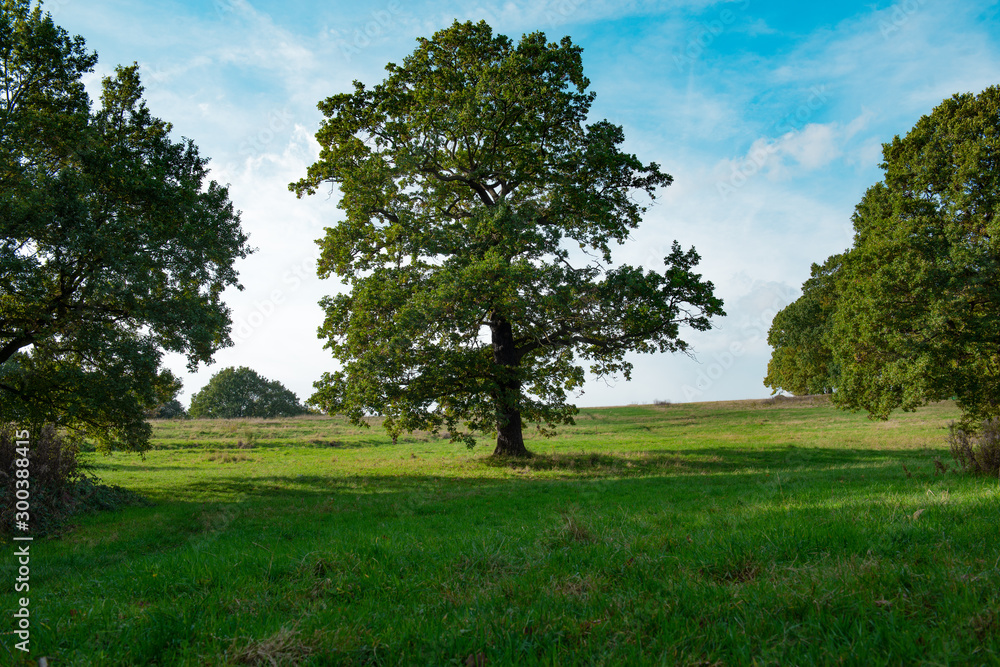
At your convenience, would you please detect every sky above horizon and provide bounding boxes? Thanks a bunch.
[44,0,1000,409]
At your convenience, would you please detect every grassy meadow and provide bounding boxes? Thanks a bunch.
[2,397,999,666]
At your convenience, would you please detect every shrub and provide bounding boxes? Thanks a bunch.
[0,424,149,535]
[948,419,1000,477]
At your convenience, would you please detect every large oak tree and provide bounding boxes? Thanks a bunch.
[292,21,723,456]
[0,2,251,451]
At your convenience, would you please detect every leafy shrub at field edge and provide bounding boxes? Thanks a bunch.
[0,425,149,536]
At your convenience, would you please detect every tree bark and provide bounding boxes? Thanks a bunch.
[490,313,530,457]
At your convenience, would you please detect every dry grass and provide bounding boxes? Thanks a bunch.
[949,418,1000,477]
[203,452,254,463]
[231,626,312,666]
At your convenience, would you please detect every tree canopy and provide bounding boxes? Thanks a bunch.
[291,20,724,456]
[764,253,842,396]
[766,86,1000,429]
[149,399,187,420]
[0,1,251,451]
[189,367,307,419]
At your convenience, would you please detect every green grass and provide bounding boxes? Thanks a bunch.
[3,397,999,665]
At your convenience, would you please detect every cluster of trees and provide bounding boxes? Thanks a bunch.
[13,7,721,455]
[9,1,998,459]
[766,87,1000,431]
[0,3,311,437]
[146,399,188,420]
[142,367,307,420]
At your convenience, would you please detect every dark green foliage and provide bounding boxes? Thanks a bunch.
[150,399,188,420]
[0,424,149,535]
[949,418,1000,477]
[0,1,251,453]
[292,20,723,456]
[145,382,188,419]
[764,254,841,396]
[766,86,1000,430]
[189,366,308,419]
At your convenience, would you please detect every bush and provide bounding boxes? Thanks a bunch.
[948,419,1000,477]
[0,424,149,536]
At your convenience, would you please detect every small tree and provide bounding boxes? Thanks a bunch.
[948,419,1000,477]
[292,21,723,456]
[189,367,307,419]
[0,425,148,535]
[144,379,187,419]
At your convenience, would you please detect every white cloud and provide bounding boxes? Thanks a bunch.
[739,18,777,37]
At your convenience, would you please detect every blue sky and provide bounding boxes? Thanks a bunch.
[44,0,1000,408]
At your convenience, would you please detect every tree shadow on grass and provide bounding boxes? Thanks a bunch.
[154,472,481,501]
[89,462,196,472]
[480,445,930,479]
[150,445,951,503]
[148,437,389,450]
[80,444,959,518]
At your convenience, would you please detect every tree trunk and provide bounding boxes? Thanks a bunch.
[494,403,527,457]
[490,313,530,457]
